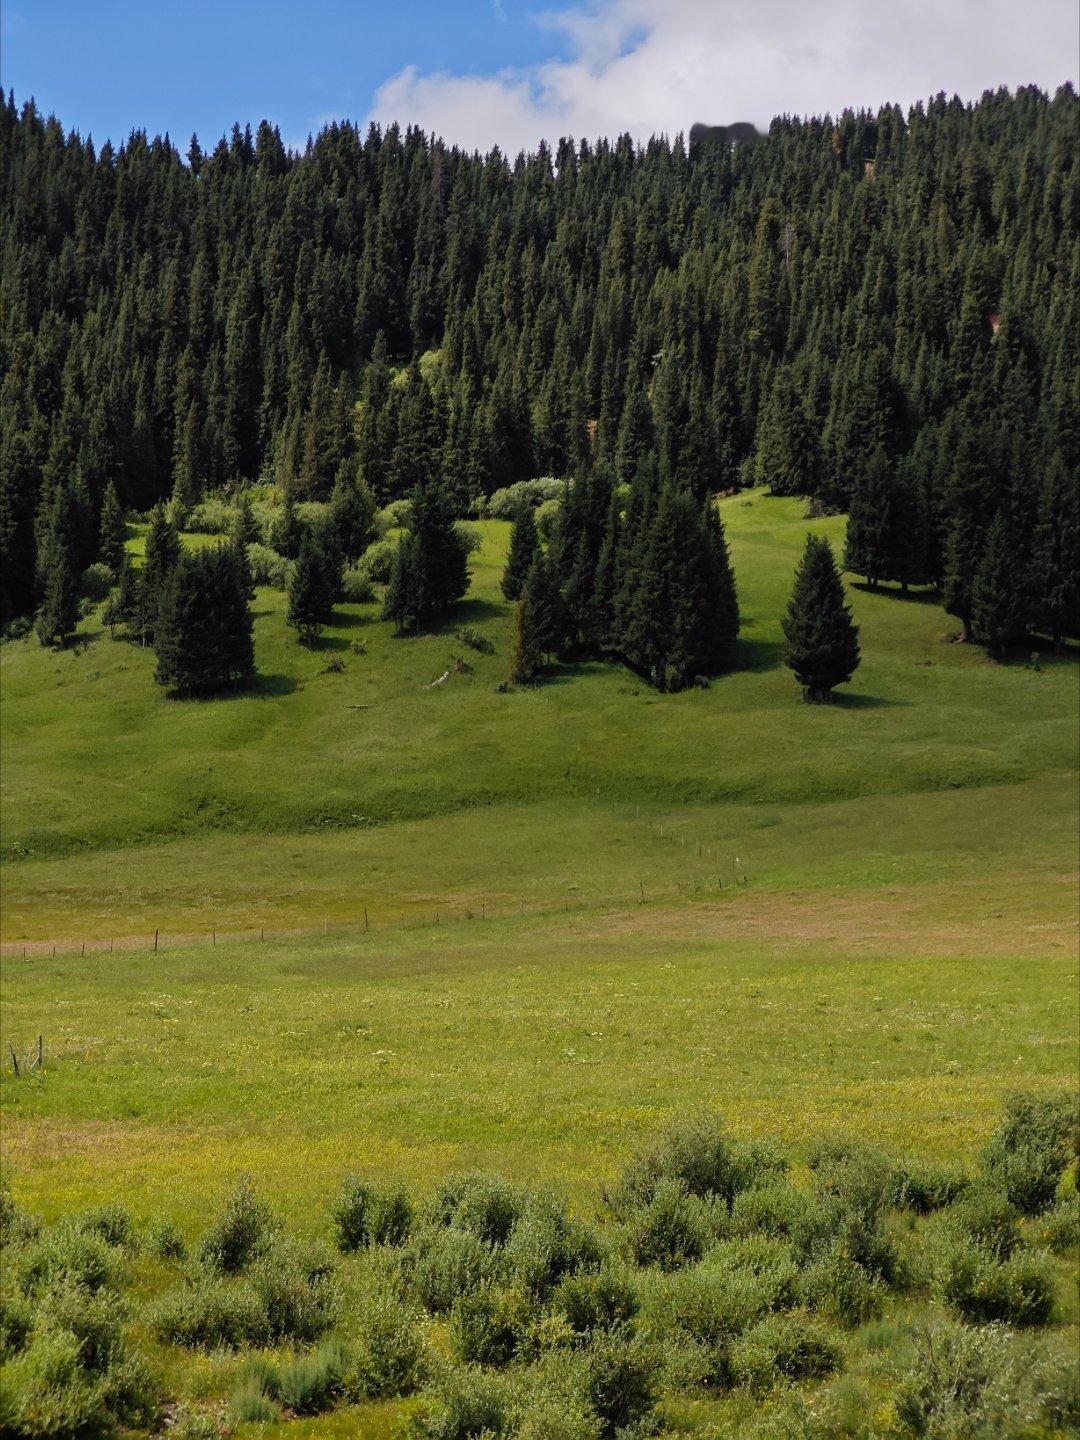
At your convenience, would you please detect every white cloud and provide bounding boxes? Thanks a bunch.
[367,0,1079,154]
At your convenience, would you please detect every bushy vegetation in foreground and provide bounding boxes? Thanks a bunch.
[1,1096,1076,1439]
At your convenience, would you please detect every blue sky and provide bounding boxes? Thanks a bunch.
[3,0,1077,157]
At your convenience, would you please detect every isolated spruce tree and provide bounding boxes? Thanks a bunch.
[327,468,377,564]
[501,502,539,601]
[971,511,1028,660]
[509,586,540,683]
[34,483,80,646]
[231,492,259,549]
[275,485,305,559]
[782,535,861,702]
[382,478,469,631]
[287,532,337,643]
[97,481,127,575]
[103,553,139,636]
[155,546,255,695]
[137,502,181,643]
[1029,457,1078,650]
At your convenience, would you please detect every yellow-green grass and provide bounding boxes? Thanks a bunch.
[0,491,1076,1220]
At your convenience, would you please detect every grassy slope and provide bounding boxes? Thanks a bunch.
[0,492,1076,1228]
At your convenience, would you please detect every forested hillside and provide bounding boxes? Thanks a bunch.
[1,84,1076,640]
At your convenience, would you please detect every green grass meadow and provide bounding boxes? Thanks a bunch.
[1,491,1077,1223]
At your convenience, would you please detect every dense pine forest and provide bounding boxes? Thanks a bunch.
[1,83,1077,673]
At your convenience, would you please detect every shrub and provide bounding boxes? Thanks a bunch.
[983,1090,1079,1215]
[731,1139,790,1193]
[333,1180,414,1251]
[795,1247,884,1326]
[513,1374,600,1440]
[246,542,292,587]
[456,523,483,555]
[377,499,413,531]
[456,625,494,654]
[930,1233,1056,1326]
[149,1276,269,1349]
[340,564,376,602]
[504,1194,602,1295]
[450,1284,536,1367]
[185,497,233,534]
[98,1351,159,1431]
[808,1136,896,1219]
[248,1237,337,1343]
[431,1171,524,1247]
[731,1180,817,1241]
[406,1224,501,1314]
[197,1177,278,1273]
[892,1321,1049,1437]
[534,499,562,544]
[938,1183,1020,1260]
[553,1267,639,1339]
[0,1180,38,1245]
[343,1291,426,1400]
[0,1327,108,1440]
[80,562,114,602]
[484,478,564,519]
[37,1280,125,1373]
[75,1203,137,1251]
[583,1331,660,1436]
[145,1218,187,1261]
[0,1289,33,1357]
[730,1311,842,1391]
[355,537,397,586]
[1031,1189,1080,1253]
[15,1223,114,1296]
[617,1112,742,1209]
[412,1366,512,1439]
[275,1338,348,1416]
[229,1380,280,1424]
[628,1179,711,1270]
[889,1160,969,1213]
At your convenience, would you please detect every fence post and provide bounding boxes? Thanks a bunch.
[37,1035,43,1069]
[364,906,369,931]
[10,1048,19,1079]
[154,930,159,953]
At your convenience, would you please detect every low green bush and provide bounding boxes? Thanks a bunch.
[37,1280,125,1374]
[75,1202,137,1251]
[405,1224,501,1314]
[246,541,292,587]
[937,1183,1020,1260]
[145,1218,187,1261]
[0,1289,33,1357]
[483,479,564,519]
[247,1238,337,1343]
[196,1177,278,1274]
[149,1276,269,1349]
[80,562,114,602]
[429,1170,524,1246]
[795,1246,884,1326]
[730,1311,843,1391]
[456,625,494,654]
[228,1379,280,1424]
[889,1159,969,1213]
[628,1179,711,1270]
[552,1266,639,1339]
[930,1232,1056,1326]
[0,1327,108,1440]
[450,1284,536,1367]
[617,1111,743,1209]
[333,1178,414,1250]
[983,1089,1079,1215]
[275,1338,349,1416]
[376,500,413,531]
[14,1223,115,1296]
[340,563,376,602]
[185,497,233,534]
[1031,1189,1080,1253]
[343,1291,426,1400]
[411,1366,512,1439]
[582,1331,660,1436]
[503,1193,602,1294]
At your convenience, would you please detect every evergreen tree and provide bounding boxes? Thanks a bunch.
[34,483,81,647]
[136,502,181,643]
[782,535,861,702]
[382,478,469,631]
[971,510,1029,659]
[523,549,565,661]
[1028,458,1079,651]
[287,532,337,643]
[154,546,255,694]
[103,552,139,636]
[98,481,127,576]
[327,469,377,564]
[509,586,540,683]
[501,502,539,601]
[231,492,260,549]
[843,447,893,587]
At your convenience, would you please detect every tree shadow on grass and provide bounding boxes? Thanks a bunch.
[451,597,505,625]
[331,608,368,630]
[849,581,942,607]
[734,634,785,673]
[832,690,909,710]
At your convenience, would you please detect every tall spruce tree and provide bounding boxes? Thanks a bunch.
[1028,458,1078,651]
[523,549,565,661]
[97,481,127,576]
[971,510,1028,659]
[154,545,255,695]
[782,535,861,702]
[382,478,469,631]
[509,586,540,683]
[327,469,377,564]
[34,483,80,647]
[501,502,539,601]
[287,532,337,643]
[136,502,181,644]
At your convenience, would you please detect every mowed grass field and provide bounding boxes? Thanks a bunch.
[0,492,1077,1225]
